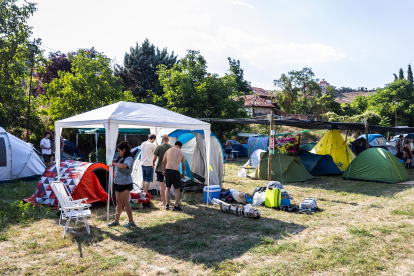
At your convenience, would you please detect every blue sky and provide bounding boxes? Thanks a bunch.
[28,0,414,90]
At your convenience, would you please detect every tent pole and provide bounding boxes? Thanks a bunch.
[268,110,274,181]
[95,133,98,162]
[345,130,348,142]
[124,134,126,141]
[76,133,78,147]
[365,121,369,149]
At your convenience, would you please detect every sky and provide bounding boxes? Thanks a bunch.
[27,0,414,90]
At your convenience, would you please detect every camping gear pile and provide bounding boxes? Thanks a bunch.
[130,190,151,204]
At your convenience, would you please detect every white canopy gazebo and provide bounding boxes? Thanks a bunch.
[54,101,211,224]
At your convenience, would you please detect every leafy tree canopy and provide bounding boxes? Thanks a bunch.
[366,79,414,126]
[227,57,251,94]
[40,49,134,128]
[0,0,42,138]
[407,64,413,86]
[151,50,247,140]
[116,38,177,102]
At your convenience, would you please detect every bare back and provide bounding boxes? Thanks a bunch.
[164,147,185,171]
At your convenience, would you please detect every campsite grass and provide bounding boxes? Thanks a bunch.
[1,159,414,275]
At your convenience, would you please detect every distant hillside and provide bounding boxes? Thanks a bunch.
[335,90,375,104]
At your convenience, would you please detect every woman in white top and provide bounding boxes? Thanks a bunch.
[40,132,52,167]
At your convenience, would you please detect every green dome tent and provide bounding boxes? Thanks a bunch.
[343,148,410,184]
[248,151,314,182]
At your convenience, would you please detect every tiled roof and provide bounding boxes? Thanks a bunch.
[239,95,275,108]
[251,87,275,98]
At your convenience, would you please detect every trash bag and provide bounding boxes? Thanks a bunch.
[238,168,247,177]
[252,187,266,206]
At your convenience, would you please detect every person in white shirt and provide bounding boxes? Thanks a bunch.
[40,132,52,167]
[140,134,157,192]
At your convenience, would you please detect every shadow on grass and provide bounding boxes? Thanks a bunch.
[86,204,305,267]
[287,175,413,198]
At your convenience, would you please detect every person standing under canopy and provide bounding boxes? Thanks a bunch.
[162,141,185,211]
[40,132,52,167]
[141,134,157,192]
[153,134,172,207]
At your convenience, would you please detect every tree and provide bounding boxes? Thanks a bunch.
[0,0,43,138]
[407,64,413,86]
[393,74,398,81]
[152,50,247,140]
[40,49,135,127]
[273,67,322,114]
[115,39,177,102]
[227,57,251,94]
[34,51,72,95]
[399,68,404,79]
[366,79,414,126]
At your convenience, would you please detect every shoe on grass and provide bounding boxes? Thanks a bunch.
[172,205,183,211]
[108,221,119,227]
[123,222,137,228]
[158,202,164,206]
[164,204,170,210]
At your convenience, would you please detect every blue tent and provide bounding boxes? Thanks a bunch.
[357,134,387,144]
[228,140,248,157]
[296,150,342,176]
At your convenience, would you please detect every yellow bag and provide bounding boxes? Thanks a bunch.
[265,188,281,208]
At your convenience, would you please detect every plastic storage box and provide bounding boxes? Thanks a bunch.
[203,185,221,203]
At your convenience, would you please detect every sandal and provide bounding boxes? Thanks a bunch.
[108,221,119,227]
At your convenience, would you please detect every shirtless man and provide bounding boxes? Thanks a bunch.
[162,141,185,211]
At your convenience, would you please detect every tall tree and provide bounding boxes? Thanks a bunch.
[227,57,251,94]
[152,50,247,141]
[399,68,404,79]
[115,39,177,102]
[393,73,398,80]
[0,0,42,138]
[407,64,413,86]
[40,49,134,127]
[34,51,72,95]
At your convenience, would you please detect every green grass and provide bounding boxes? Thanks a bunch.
[1,160,414,275]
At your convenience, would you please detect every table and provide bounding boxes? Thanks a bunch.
[231,150,239,159]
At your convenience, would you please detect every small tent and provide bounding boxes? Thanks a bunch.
[343,148,410,184]
[229,140,248,157]
[0,127,46,182]
[311,125,355,171]
[243,149,266,168]
[248,151,314,182]
[132,129,224,190]
[296,150,342,176]
[24,160,109,206]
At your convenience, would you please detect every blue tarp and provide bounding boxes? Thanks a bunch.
[247,136,269,157]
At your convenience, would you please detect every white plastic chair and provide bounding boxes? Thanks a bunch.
[50,181,94,238]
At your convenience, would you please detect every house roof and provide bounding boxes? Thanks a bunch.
[251,87,275,98]
[239,95,275,108]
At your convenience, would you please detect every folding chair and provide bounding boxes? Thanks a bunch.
[50,181,94,238]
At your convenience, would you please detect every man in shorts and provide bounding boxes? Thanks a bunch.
[153,134,172,207]
[40,132,52,167]
[141,134,157,192]
[162,141,185,211]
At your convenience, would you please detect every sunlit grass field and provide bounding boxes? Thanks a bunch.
[1,158,414,275]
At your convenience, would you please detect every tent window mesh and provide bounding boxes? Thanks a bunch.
[0,138,6,167]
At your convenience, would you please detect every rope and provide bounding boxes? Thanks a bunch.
[386,152,403,181]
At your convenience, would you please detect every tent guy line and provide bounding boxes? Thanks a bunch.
[200,118,414,132]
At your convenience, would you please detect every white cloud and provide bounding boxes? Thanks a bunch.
[230,0,254,9]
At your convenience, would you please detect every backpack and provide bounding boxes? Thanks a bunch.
[265,188,281,208]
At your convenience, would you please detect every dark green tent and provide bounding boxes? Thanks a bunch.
[343,148,410,183]
[297,150,342,176]
[248,151,314,182]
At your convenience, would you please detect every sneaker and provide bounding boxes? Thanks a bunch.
[158,202,164,206]
[172,205,183,211]
[123,222,137,228]
[108,221,120,227]
[164,204,170,210]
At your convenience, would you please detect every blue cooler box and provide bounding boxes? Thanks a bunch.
[281,198,290,206]
[203,185,221,203]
